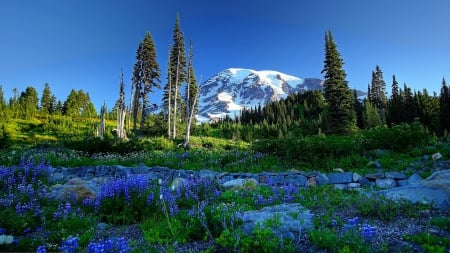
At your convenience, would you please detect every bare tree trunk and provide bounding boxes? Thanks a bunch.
[167,73,172,139]
[173,51,180,139]
[183,87,199,148]
[117,107,127,140]
[99,103,106,140]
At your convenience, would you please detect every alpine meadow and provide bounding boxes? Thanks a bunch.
[1,10,450,253]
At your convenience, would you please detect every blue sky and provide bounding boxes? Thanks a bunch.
[0,0,449,110]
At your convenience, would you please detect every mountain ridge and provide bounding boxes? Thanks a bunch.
[197,68,361,122]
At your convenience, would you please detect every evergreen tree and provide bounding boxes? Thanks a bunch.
[41,83,54,114]
[416,89,440,134]
[62,89,96,117]
[132,32,161,136]
[387,75,403,125]
[369,65,387,123]
[163,14,187,139]
[440,78,450,133]
[353,89,364,129]
[0,85,6,122]
[0,85,5,108]
[403,83,418,123]
[321,31,356,134]
[18,86,39,119]
[363,99,381,128]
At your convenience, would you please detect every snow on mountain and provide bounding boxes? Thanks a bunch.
[198,68,324,122]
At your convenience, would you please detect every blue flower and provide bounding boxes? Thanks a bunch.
[361,224,376,241]
[36,245,47,253]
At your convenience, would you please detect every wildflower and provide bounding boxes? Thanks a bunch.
[36,245,47,253]
[361,224,376,241]
[59,236,79,253]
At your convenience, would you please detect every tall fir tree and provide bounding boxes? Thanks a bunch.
[41,83,54,114]
[440,78,450,134]
[132,32,161,136]
[369,65,387,123]
[18,86,39,119]
[163,14,187,139]
[387,75,403,125]
[363,99,381,128]
[353,89,364,129]
[321,31,356,134]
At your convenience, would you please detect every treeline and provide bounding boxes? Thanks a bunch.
[213,68,450,141]
[0,84,96,121]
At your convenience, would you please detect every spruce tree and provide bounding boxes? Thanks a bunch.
[18,86,39,119]
[369,65,387,123]
[163,14,187,139]
[387,75,403,125]
[321,31,356,134]
[363,100,381,128]
[353,89,364,129]
[41,83,54,114]
[440,78,450,133]
[132,32,161,136]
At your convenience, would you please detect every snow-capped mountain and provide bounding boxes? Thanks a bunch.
[197,68,324,122]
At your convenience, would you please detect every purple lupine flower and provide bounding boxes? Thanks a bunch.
[36,245,47,253]
[348,217,359,225]
[361,224,376,241]
[59,236,79,253]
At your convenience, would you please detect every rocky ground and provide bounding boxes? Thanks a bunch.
[86,159,450,253]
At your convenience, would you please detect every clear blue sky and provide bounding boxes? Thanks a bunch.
[1,0,449,111]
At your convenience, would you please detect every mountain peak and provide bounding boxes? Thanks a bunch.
[197,68,325,123]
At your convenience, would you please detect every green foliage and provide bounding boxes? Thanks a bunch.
[356,195,432,221]
[63,136,143,155]
[430,216,450,232]
[322,31,357,134]
[308,227,370,253]
[362,122,435,152]
[403,232,450,253]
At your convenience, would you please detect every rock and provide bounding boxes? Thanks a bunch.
[397,180,409,187]
[385,172,407,180]
[199,169,217,180]
[131,165,151,174]
[377,186,450,210]
[307,177,317,187]
[171,177,188,191]
[352,172,362,182]
[347,183,361,188]
[50,172,65,182]
[432,152,442,161]
[222,178,258,190]
[407,173,423,186]
[365,172,384,180]
[328,172,353,184]
[333,184,346,190]
[316,173,330,185]
[239,203,313,240]
[376,178,397,189]
[368,161,382,170]
[421,170,450,196]
[333,168,345,173]
[49,177,100,202]
[285,174,307,187]
[359,177,372,187]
